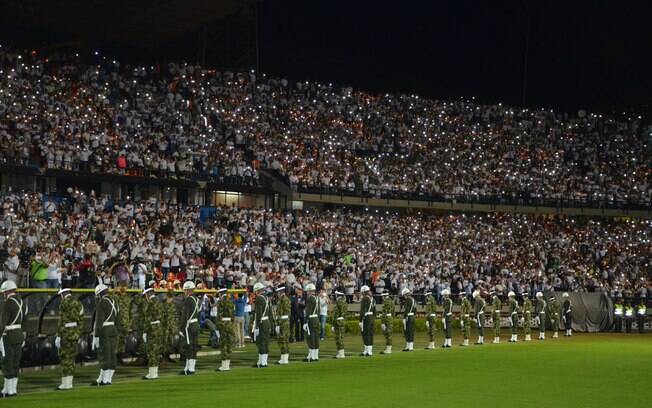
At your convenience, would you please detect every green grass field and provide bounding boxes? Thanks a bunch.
[3,332,651,408]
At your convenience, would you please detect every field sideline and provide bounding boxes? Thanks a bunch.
[3,333,650,408]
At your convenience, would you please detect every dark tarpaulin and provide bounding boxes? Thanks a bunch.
[556,291,613,333]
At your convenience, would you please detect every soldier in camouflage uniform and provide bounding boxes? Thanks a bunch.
[424,291,437,349]
[507,291,519,342]
[459,294,472,346]
[1,280,26,397]
[142,288,164,380]
[491,292,502,344]
[163,290,179,361]
[132,290,147,361]
[91,284,119,386]
[113,281,132,358]
[548,295,560,338]
[56,288,84,390]
[359,285,375,356]
[217,288,236,371]
[441,289,453,348]
[535,292,547,340]
[522,293,533,341]
[473,290,486,345]
[274,287,291,364]
[379,291,393,354]
[331,290,348,358]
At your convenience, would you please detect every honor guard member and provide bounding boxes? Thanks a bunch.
[401,288,416,351]
[217,288,236,371]
[548,295,560,338]
[613,296,624,332]
[91,284,119,386]
[304,283,320,361]
[179,281,200,375]
[424,291,437,349]
[535,292,547,340]
[359,285,375,356]
[473,290,486,345]
[459,293,472,346]
[332,290,348,358]
[624,301,634,333]
[274,287,291,365]
[56,288,83,390]
[491,292,502,344]
[637,297,647,334]
[562,293,573,336]
[441,289,453,348]
[379,291,393,354]
[142,288,164,380]
[114,281,132,359]
[252,282,272,367]
[507,291,519,342]
[522,292,532,341]
[1,280,26,397]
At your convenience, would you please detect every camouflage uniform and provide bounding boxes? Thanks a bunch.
[535,296,547,338]
[143,296,164,368]
[460,296,472,341]
[132,294,147,357]
[218,295,235,363]
[58,295,84,377]
[492,296,502,340]
[163,293,179,357]
[547,297,560,337]
[275,293,291,357]
[380,296,393,349]
[522,297,532,338]
[425,295,437,346]
[113,291,132,354]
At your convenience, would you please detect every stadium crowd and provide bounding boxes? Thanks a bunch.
[1,190,650,300]
[1,47,650,206]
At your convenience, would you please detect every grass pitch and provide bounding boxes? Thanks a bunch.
[3,332,650,408]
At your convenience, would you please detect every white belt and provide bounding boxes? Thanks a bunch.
[429,314,436,317]
[446,313,452,316]
[308,314,318,318]
[336,317,344,320]
[64,322,78,328]
[188,318,198,323]
[385,314,392,317]
[511,312,518,315]
[4,324,21,331]
[261,316,269,321]
[364,312,373,316]
[221,317,232,322]
[150,320,161,325]
[464,314,470,317]
[406,313,414,316]
[478,312,484,314]
[280,315,289,320]
[102,322,115,327]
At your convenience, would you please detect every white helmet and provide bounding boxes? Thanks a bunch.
[562,292,569,298]
[442,288,450,296]
[183,281,196,291]
[94,284,108,296]
[0,280,17,293]
[360,285,370,293]
[472,290,480,299]
[400,288,411,296]
[535,291,543,298]
[304,283,316,292]
[58,288,72,296]
[142,288,154,296]
[508,291,515,297]
[253,282,265,292]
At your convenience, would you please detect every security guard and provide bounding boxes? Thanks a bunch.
[332,290,348,358]
[91,284,119,386]
[624,301,634,333]
[55,288,83,390]
[252,282,272,367]
[1,280,26,397]
[274,287,291,365]
[491,291,501,344]
[548,295,560,338]
[441,289,453,348]
[179,281,200,375]
[379,291,393,354]
[507,291,519,342]
[359,285,375,356]
[424,291,437,349]
[459,293,472,346]
[142,288,164,380]
[637,297,647,334]
[217,288,236,371]
[562,293,572,336]
[473,290,485,345]
[303,283,320,361]
[401,288,416,351]
[522,292,532,341]
[535,292,547,340]
[613,297,624,332]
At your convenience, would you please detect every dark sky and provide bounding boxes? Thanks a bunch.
[1,0,651,115]
[260,0,652,115]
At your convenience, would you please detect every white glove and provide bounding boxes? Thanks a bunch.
[214,330,220,340]
[381,323,386,332]
[441,318,446,325]
[303,323,309,332]
[254,328,260,337]
[425,321,430,328]
[142,333,147,343]
[0,338,5,358]
[402,319,407,330]
[178,331,185,338]
[460,320,465,328]
[55,336,61,349]
[330,326,335,333]
[275,326,281,335]
[92,336,100,350]
[358,322,363,331]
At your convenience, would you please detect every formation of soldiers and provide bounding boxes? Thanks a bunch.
[0,281,647,397]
